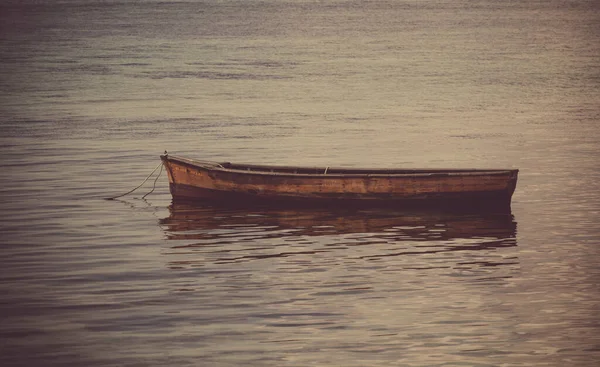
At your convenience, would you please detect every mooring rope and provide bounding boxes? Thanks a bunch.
[142,164,163,199]
[104,162,163,200]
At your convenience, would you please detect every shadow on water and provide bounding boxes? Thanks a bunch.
[159,202,518,269]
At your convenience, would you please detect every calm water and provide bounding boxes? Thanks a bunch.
[1,0,599,366]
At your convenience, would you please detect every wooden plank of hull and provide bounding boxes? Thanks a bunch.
[161,155,518,208]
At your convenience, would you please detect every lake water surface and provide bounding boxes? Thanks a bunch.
[1,0,599,366]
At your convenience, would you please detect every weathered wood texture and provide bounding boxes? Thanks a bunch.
[161,155,518,206]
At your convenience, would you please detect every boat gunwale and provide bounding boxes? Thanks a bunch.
[162,155,519,179]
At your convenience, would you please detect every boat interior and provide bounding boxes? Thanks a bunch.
[219,162,501,175]
[164,156,514,176]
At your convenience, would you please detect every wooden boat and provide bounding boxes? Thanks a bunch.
[160,153,518,208]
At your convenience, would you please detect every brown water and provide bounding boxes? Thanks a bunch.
[1,0,599,366]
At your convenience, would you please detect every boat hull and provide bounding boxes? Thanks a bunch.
[161,155,518,209]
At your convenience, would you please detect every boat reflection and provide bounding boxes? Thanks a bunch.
[159,203,518,271]
[160,203,517,242]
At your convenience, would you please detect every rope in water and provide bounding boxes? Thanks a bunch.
[104,162,163,200]
[142,164,163,199]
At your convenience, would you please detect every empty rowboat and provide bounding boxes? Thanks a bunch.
[160,154,518,209]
